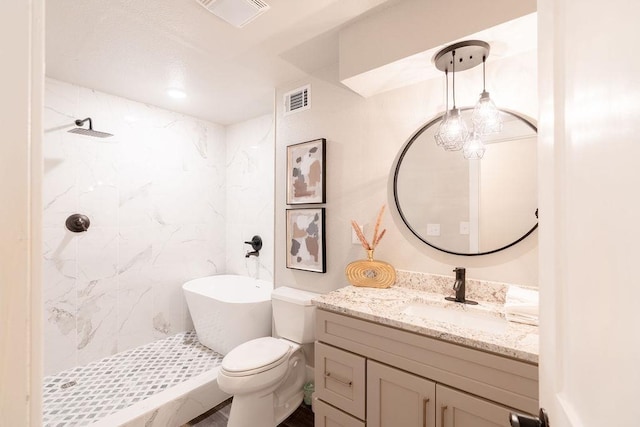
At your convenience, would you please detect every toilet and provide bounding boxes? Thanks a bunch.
[217,286,320,427]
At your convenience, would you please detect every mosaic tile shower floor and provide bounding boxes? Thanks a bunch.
[43,331,223,427]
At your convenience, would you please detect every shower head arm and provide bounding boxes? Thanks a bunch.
[68,117,113,138]
[74,118,93,130]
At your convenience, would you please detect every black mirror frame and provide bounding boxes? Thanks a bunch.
[392,108,538,256]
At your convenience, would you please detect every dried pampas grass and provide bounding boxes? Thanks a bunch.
[351,205,387,250]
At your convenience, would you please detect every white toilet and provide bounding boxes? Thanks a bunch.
[217,286,320,427]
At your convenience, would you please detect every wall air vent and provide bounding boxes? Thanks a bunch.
[284,84,311,116]
[196,0,270,28]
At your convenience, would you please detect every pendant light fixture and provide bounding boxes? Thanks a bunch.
[434,69,448,148]
[433,40,495,158]
[434,47,470,151]
[472,55,503,135]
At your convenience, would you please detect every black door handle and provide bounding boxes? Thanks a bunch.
[509,409,550,427]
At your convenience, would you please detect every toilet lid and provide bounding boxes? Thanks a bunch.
[221,337,291,375]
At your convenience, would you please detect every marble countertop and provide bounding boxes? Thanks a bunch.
[312,283,539,364]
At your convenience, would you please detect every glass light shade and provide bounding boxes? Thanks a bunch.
[472,91,503,135]
[434,112,449,148]
[463,133,486,159]
[434,109,468,151]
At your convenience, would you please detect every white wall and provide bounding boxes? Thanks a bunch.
[225,114,275,281]
[43,79,227,375]
[0,0,44,424]
[275,51,538,294]
[538,0,640,425]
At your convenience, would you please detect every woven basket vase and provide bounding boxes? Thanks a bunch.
[345,249,396,288]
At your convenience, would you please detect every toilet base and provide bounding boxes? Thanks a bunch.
[274,390,303,425]
[226,390,304,427]
[227,392,276,427]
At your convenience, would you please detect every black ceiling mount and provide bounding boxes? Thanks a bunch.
[433,40,490,73]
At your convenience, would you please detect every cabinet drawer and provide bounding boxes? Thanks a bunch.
[314,398,366,427]
[315,341,366,419]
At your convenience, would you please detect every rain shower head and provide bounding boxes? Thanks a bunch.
[68,118,113,138]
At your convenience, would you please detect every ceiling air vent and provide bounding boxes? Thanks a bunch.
[196,0,270,28]
[284,84,311,116]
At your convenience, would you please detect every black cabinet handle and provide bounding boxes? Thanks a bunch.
[509,409,550,427]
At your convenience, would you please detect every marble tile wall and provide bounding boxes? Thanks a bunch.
[43,79,231,375]
[225,114,274,281]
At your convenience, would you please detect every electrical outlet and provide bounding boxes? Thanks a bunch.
[427,223,440,236]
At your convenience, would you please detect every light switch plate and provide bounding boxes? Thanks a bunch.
[460,221,470,235]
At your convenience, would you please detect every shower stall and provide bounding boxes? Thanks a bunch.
[42,78,275,425]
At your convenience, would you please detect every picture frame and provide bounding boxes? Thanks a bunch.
[286,208,326,273]
[286,138,326,205]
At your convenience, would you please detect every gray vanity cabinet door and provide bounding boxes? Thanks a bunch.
[367,360,436,427]
[436,384,515,427]
[314,398,366,427]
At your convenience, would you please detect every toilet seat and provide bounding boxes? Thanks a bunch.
[221,337,292,377]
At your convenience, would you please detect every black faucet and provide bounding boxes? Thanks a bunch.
[244,235,262,258]
[445,267,478,305]
[245,250,259,258]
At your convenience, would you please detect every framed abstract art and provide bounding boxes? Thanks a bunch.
[286,208,326,273]
[286,138,326,204]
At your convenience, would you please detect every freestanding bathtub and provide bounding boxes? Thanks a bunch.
[182,274,274,355]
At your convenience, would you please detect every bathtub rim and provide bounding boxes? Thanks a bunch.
[182,274,273,304]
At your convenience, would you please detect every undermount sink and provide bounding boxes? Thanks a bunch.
[400,302,508,334]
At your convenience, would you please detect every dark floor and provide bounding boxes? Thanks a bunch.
[184,398,314,427]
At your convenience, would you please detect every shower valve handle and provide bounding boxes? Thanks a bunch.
[244,235,263,251]
[66,214,91,233]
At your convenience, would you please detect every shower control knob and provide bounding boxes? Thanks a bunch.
[66,214,91,233]
[244,235,263,251]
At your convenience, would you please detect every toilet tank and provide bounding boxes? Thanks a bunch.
[272,286,320,344]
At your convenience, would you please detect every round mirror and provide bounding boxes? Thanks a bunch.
[393,108,538,256]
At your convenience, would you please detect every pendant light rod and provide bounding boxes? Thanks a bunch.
[452,49,457,109]
[445,69,449,111]
[482,55,487,92]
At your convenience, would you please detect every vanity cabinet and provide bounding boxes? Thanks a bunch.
[314,309,538,427]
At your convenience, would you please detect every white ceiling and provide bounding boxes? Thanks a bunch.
[341,13,538,98]
[46,0,394,125]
